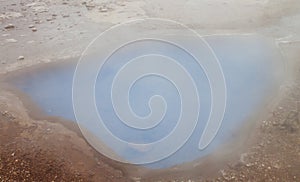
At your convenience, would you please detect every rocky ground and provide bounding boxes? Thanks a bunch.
[0,0,300,181]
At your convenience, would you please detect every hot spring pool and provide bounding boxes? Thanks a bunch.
[9,35,285,169]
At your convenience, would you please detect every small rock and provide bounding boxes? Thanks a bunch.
[62,14,70,18]
[28,24,35,28]
[31,27,37,32]
[85,3,95,10]
[259,142,264,147]
[220,170,231,180]
[113,170,123,178]
[46,17,53,21]
[35,20,43,24]
[5,38,17,43]
[17,56,25,60]
[32,6,48,13]
[4,24,15,29]
[246,163,253,167]
[99,8,108,13]
[273,163,280,169]
[26,3,36,7]
[11,152,15,156]
[88,170,95,176]
[131,177,141,182]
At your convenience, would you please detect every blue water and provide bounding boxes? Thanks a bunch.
[10,35,284,168]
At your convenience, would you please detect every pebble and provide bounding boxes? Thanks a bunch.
[220,170,231,180]
[5,38,17,43]
[4,24,15,29]
[246,163,253,167]
[31,27,37,32]
[17,56,25,60]
[32,6,49,13]
[85,4,96,10]
[46,17,53,21]
[62,14,70,18]
[273,163,280,169]
[28,24,35,28]
[99,8,108,13]
[131,177,141,182]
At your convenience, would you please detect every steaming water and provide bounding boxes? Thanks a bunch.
[10,35,284,168]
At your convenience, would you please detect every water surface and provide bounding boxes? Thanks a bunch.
[10,35,284,168]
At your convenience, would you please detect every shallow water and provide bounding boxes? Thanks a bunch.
[10,35,284,168]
